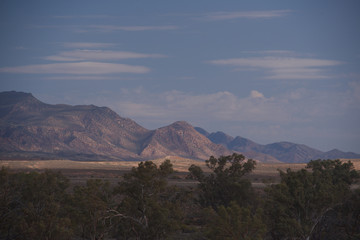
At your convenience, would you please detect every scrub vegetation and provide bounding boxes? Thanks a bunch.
[1,154,359,240]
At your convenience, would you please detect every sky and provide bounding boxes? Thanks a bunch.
[1,0,360,153]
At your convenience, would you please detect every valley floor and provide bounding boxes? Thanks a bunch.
[2,158,359,189]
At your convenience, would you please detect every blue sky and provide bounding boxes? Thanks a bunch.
[1,0,360,152]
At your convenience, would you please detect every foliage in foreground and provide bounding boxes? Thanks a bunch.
[0,169,72,240]
[265,159,359,240]
[0,155,359,240]
[188,153,256,208]
[112,160,183,239]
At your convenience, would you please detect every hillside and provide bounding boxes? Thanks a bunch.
[1,91,359,163]
[196,129,360,163]
[140,121,232,159]
[0,91,232,161]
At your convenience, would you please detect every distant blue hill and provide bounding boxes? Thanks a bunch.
[195,127,360,163]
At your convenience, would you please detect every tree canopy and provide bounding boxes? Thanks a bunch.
[188,153,256,208]
[112,160,182,239]
[265,159,359,239]
[0,157,359,240]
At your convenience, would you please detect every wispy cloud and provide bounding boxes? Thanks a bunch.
[61,42,116,49]
[88,25,178,32]
[30,24,178,33]
[0,62,150,75]
[53,15,116,19]
[45,50,166,62]
[209,54,342,79]
[94,86,357,128]
[250,90,265,99]
[107,90,290,124]
[1,47,166,76]
[201,10,291,21]
[241,50,297,56]
[45,76,132,81]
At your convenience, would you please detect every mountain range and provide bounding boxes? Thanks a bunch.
[194,128,360,163]
[0,91,231,161]
[1,91,359,163]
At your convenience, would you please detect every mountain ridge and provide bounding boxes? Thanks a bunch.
[195,129,360,163]
[1,91,359,163]
[0,91,231,161]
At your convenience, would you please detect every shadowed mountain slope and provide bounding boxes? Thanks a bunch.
[0,91,233,161]
[1,91,359,163]
[0,92,150,160]
[195,129,360,163]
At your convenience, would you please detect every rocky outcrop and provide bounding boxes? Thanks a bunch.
[140,121,232,159]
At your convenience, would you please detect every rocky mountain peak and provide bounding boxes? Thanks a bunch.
[0,91,36,105]
[0,91,233,161]
[0,91,46,119]
[167,121,194,130]
[139,121,233,160]
[1,91,359,163]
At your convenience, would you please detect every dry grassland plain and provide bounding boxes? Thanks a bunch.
[1,158,359,189]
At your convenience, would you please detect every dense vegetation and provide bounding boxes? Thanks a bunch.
[1,154,359,240]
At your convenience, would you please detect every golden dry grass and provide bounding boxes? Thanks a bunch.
[1,158,359,174]
[342,159,360,170]
[0,156,205,172]
[0,159,134,171]
[1,158,359,189]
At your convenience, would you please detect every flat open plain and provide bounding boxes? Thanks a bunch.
[1,158,359,189]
